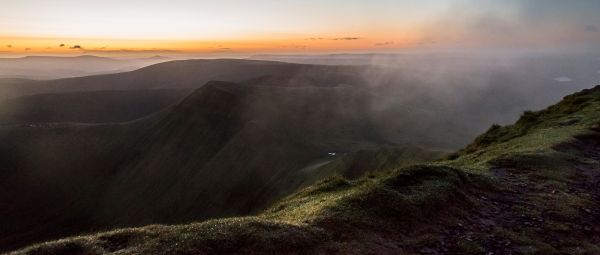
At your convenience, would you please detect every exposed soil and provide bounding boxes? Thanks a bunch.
[406,131,600,254]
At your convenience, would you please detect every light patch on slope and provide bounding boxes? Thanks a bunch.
[554,76,573,82]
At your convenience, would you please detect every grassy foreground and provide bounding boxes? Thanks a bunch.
[9,86,600,255]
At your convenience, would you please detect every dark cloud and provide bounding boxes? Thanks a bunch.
[70,45,83,49]
[305,37,361,41]
[375,41,394,46]
[59,44,65,47]
[332,37,361,41]
[82,48,181,54]
[585,25,598,32]
[7,44,12,48]
[25,48,31,51]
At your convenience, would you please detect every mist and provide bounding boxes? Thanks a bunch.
[251,48,600,149]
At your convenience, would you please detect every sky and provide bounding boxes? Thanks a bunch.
[1,0,599,56]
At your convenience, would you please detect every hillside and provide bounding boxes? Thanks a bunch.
[2,57,593,150]
[8,85,600,254]
[0,89,189,124]
[0,59,366,100]
[0,81,440,252]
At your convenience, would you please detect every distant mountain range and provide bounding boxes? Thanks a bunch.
[0,55,171,79]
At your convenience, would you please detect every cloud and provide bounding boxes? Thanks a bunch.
[82,48,181,54]
[24,48,31,51]
[59,44,65,47]
[425,0,600,47]
[332,37,361,41]
[375,41,395,46]
[553,76,573,82]
[70,45,83,49]
[6,44,12,48]
[305,37,361,41]
[585,25,598,32]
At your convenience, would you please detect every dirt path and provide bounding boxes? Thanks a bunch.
[413,131,600,254]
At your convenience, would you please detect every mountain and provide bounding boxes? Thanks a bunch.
[0,81,440,252]
[0,89,189,125]
[8,85,600,254]
[3,56,596,150]
[0,59,366,100]
[0,55,170,80]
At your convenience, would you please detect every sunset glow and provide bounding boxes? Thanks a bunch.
[1,0,600,56]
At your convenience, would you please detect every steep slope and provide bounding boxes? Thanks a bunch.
[0,81,439,252]
[10,85,600,254]
[0,89,190,124]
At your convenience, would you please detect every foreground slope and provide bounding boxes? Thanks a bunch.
[10,85,600,254]
[0,81,439,252]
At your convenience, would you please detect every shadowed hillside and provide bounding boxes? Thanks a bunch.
[8,85,600,254]
[0,89,189,125]
[0,59,366,100]
[3,57,595,150]
[0,81,440,252]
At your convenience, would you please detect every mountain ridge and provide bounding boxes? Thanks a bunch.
[0,80,439,252]
[7,85,600,254]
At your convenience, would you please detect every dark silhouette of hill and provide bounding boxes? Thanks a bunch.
[8,85,600,255]
[4,56,596,150]
[0,81,439,252]
[0,59,366,100]
[0,89,189,125]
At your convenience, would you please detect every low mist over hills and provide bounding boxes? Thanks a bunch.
[2,53,599,148]
[0,55,170,80]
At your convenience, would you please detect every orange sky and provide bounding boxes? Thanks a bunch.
[1,1,599,57]
[0,34,420,56]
